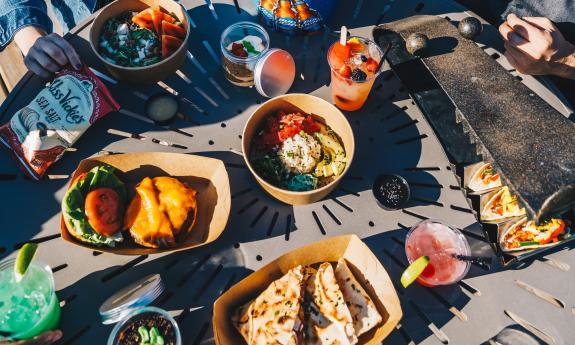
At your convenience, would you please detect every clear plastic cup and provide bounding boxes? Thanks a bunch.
[221,21,270,87]
[327,36,384,111]
[405,220,471,286]
[0,259,61,340]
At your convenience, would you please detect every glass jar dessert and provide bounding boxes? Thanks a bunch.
[220,22,270,87]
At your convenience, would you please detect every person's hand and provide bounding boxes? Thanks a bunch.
[14,26,82,78]
[0,330,62,345]
[499,14,575,79]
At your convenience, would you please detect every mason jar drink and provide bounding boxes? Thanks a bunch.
[327,36,384,111]
[0,259,61,339]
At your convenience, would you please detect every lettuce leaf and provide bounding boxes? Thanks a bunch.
[62,165,127,247]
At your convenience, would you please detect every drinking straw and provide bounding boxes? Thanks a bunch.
[340,26,347,45]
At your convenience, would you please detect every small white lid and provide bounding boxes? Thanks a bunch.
[254,48,295,98]
[99,274,165,324]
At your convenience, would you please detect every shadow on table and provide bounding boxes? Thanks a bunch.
[56,242,254,344]
[189,150,298,245]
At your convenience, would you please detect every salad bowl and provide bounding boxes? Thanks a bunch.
[89,0,190,83]
[242,94,355,205]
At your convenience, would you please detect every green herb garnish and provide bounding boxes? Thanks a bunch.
[242,40,259,55]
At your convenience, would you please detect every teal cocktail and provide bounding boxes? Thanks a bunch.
[0,259,61,340]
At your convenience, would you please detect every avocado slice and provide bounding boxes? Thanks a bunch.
[314,132,346,176]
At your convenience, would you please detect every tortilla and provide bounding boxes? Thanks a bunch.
[467,162,501,192]
[334,259,382,336]
[305,262,357,345]
[233,266,305,345]
[481,186,525,222]
[500,217,568,252]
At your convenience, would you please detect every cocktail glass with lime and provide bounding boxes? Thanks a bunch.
[405,220,471,287]
[0,255,61,340]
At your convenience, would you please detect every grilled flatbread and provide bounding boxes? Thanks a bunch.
[305,263,357,345]
[233,266,305,345]
[334,259,382,336]
[500,217,567,252]
[481,187,525,222]
[467,163,501,192]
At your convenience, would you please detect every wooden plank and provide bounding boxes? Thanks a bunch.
[0,41,27,92]
[0,77,8,105]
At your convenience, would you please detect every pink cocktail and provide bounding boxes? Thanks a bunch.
[405,220,471,287]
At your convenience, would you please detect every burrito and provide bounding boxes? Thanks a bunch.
[467,163,501,192]
[305,263,357,345]
[481,187,525,222]
[500,217,567,252]
[233,266,305,345]
[334,259,382,336]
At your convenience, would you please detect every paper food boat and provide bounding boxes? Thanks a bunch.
[213,234,402,344]
[60,152,231,255]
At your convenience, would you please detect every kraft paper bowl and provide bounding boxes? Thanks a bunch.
[242,93,355,205]
[89,0,190,83]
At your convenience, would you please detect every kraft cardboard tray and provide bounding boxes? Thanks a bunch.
[60,152,231,255]
[213,234,403,345]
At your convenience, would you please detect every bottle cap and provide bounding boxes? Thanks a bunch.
[99,274,165,324]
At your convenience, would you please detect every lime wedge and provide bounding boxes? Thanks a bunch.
[15,243,38,282]
[401,255,430,288]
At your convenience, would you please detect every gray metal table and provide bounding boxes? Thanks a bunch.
[1,0,573,344]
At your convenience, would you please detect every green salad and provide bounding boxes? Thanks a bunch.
[98,11,161,67]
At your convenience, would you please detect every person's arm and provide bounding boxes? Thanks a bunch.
[0,330,62,345]
[0,0,81,78]
[0,0,52,51]
[499,14,575,80]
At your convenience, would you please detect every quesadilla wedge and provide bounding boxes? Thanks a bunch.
[500,217,568,252]
[334,259,382,336]
[305,262,357,345]
[233,265,305,345]
[481,187,525,222]
[467,163,501,192]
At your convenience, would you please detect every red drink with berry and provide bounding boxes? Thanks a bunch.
[405,220,471,287]
[327,36,383,111]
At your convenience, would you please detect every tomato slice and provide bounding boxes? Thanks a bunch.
[278,125,300,141]
[134,8,152,21]
[85,188,122,236]
[162,20,186,39]
[132,16,153,30]
[161,34,183,58]
[151,9,164,36]
[162,12,177,23]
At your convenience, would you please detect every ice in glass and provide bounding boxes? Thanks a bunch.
[405,220,471,286]
[0,259,61,340]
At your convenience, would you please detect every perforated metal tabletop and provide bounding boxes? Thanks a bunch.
[1,0,574,344]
